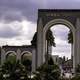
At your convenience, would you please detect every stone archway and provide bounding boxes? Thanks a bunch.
[5,51,17,63]
[21,51,32,61]
[37,9,80,73]
[21,51,35,71]
[43,19,76,72]
[6,51,16,57]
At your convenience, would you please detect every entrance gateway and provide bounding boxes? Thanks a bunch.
[37,9,80,73]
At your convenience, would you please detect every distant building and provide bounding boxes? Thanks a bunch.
[62,59,73,73]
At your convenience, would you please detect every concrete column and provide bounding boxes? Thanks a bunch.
[72,36,76,73]
[32,49,36,72]
[1,48,5,64]
[72,18,80,73]
[17,49,21,60]
[43,33,46,63]
[76,18,80,65]
[37,18,43,67]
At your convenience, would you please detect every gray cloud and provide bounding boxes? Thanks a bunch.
[45,0,80,9]
[52,44,71,58]
[2,11,23,22]
[52,44,71,54]
[0,0,38,22]
[0,0,76,58]
[0,23,22,38]
[51,25,70,41]
[0,0,80,23]
[54,31,69,41]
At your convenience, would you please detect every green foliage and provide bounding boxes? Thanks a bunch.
[22,59,32,72]
[75,64,80,73]
[32,58,60,80]
[71,75,80,80]
[6,54,16,65]
[68,30,73,44]
[48,56,54,65]
[0,60,29,80]
[31,32,37,47]
[46,29,55,47]
[31,30,56,47]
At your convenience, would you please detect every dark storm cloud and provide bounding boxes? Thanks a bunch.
[0,0,39,22]
[0,0,80,23]
[45,0,80,9]
[2,11,23,22]
[0,0,79,39]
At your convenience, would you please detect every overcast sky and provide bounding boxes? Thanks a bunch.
[51,25,71,59]
[0,0,80,58]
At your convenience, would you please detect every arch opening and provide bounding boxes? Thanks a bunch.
[46,24,73,73]
[21,51,32,61]
[42,19,76,73]
[6,51,17,64]
[21,51,32,71]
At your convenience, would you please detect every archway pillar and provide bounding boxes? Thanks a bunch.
[76,18,80,65]
[17,49,21,60]
[72,29,77,73]
[1,48,5,64]
[32,49,36,72]
[71,18,80,73]
[37,18,44,67]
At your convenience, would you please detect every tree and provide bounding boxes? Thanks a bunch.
[75,64,80,73]
[31,30,55,47]
[31,30,55,66]
[32,58,60,80]
[46,29,55,47]
[71,75,80,80]
[68,30,73,44]
[0,60,29,80]
[68,30,73,66]
[48,55,54,65]
[31,32,37,47]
